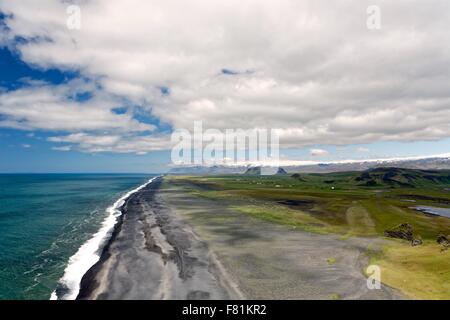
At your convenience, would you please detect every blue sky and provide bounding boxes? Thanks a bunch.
[1,2,450,172]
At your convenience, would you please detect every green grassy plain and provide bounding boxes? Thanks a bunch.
[167,169,450,299]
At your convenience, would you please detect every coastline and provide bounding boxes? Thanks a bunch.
[76,176,163,299]
[51,176,159,300]
[73,176,404,300]
[76,176,235,299]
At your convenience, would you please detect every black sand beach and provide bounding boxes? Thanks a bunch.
[77,177,238,299]
[77,177,403,300]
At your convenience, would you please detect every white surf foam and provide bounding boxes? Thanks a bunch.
[50,176,158,300]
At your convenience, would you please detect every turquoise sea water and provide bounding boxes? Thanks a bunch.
[0,174,154,300]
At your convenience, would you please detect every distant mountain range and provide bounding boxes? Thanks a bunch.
[168,154,450,175]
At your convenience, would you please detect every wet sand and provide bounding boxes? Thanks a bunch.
[78,177,404,300]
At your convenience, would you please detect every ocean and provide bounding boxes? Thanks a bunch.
[0,174,156,300]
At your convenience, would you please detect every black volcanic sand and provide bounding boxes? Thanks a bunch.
[161,179,405,300]
[78,177,404,300]
[77,177,238,299]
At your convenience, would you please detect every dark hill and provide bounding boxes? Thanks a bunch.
[276,167,288,175]
[354,167,450,187]
[244,166,261,175]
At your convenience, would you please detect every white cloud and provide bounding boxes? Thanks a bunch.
[1,0,450,154]
[357,147,370,153]
[52,145,71,151]
[0,81,153,132]
[310,148,329,157]
[21,143,31,148]
[48,132,171,154]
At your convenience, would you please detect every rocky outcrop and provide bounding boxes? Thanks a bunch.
[384,223,422,246]
[384,223,414,241]
[437,234,449,251]
[411,237,423,246]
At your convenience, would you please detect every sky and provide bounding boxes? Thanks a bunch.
[1,0,450,173]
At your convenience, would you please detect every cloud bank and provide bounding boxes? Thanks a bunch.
[1,0,450,153]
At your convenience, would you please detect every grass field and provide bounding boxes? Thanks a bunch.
[369,240,450,300]
[167,168,450,299]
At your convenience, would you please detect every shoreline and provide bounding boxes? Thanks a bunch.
[75,176,234,299]
[51,176,159,300]
[76,176,163,299]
